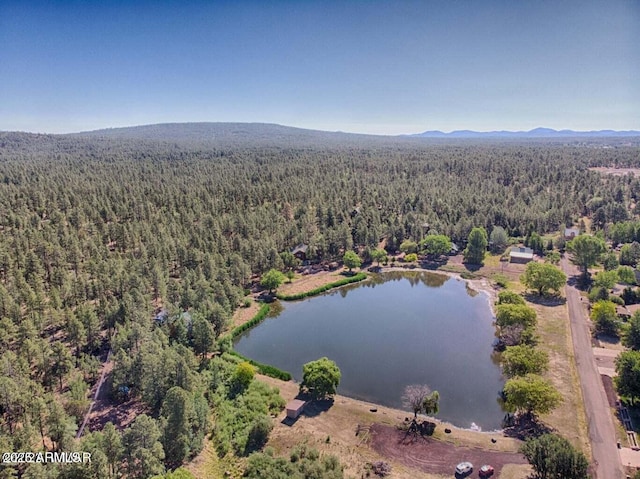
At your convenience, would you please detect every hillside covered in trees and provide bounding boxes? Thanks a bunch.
[1,123,639,478]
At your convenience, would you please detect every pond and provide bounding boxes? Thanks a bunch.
[234,271,505,430]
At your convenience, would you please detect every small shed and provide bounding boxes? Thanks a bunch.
[292,244,309,261]
[564,227,580,240]
[509,247,534,263]
[286,399,307,419]
[449,242,460,255]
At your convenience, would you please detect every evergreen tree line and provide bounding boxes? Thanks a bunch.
[1,131,639,477]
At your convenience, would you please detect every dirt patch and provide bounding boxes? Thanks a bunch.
[440,254,528,289]
[258,375,526,479]
[602,375,618,409]
[370,424,528,476]
[230,301,260,329]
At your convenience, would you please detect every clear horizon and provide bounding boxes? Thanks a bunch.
[1,1,638,135]
[4,122,640,137]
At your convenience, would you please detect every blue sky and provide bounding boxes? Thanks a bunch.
[1,0,638,134]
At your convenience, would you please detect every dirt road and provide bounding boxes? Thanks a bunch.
[561,257,623,478]
[77,349,112,438]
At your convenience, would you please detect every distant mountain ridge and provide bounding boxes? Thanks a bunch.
[76,123,640,140]
[74,122,376,141]
[411,127,640,138]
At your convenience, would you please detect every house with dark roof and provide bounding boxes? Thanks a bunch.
[292,244,309,261]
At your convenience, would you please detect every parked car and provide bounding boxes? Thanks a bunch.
[479,464,495,477]
[455,462,473,475]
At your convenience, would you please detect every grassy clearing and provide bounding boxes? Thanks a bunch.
[483,253,503,268]
[500,463,533,479]
[528,295,590,455]
[230,300,260,329]
[277,270,345,296]
[438,264,467,275]
[276,272,367,300]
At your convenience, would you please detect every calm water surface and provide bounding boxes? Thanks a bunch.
[234,271,505,430]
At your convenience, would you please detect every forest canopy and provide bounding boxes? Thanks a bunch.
[1,126,639,477]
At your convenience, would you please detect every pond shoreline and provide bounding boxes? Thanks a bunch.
[258,373,518,446]
[257,373,528,479]
[235,267,505,431]
[380,265,498,316]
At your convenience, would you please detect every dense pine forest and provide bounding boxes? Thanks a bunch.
[1,124,640,478]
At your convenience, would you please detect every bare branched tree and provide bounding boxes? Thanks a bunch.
[402,384,433,419]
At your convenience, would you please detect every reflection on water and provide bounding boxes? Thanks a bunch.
[235,271,505,430]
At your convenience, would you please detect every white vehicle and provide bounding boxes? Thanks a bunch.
[455,462,473,475]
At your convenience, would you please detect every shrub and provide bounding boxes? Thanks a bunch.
[213,380,284,456]
[502,345,549,377]
[399,240,418,254]
[404,253,418,263]
[623,287,640,305]
[591,300,620,336]
[588,286,609,302]
[521,434,589,479]
[496,324,537,350]
[245,415,273,453]
[618,265,637,285]
[496,304,537,329]
[227,351,292,381]
[610,295,625,306]
[493,273,509,288]
[497,290,525,305]
[369,461,392,477]
[232,361,256,392]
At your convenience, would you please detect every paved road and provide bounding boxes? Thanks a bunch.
[561,257,623,478]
